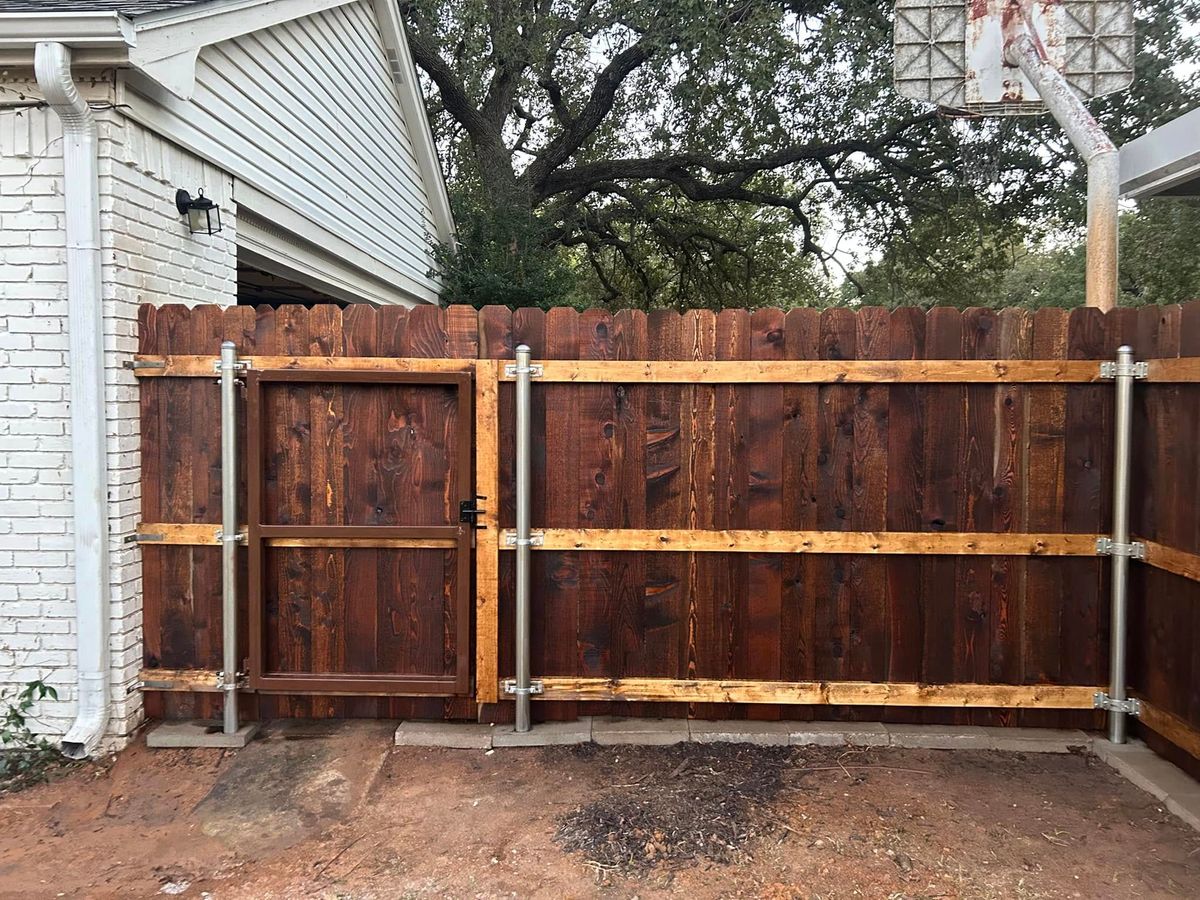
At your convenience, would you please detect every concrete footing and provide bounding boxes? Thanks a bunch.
[146,720,260,749]
[392,719,1095,754]
[493,719,592,747]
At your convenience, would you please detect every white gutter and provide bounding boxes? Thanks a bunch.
[34,42,112,761]
[0,13,131,47]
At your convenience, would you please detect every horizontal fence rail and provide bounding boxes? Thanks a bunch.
[508,678,1099,708]
[498,528,1102,556]
[495,358,1109,383]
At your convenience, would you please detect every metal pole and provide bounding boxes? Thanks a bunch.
[1107,345,1136,743]
[1006,31,1119,312]
[219,341,240,735]
[514,344,533,733]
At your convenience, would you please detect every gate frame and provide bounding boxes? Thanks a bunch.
[244,366,474,696]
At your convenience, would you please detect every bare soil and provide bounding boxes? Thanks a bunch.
[1,731,1198,899]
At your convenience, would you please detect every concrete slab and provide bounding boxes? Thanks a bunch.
[789,722,889,748]
[145,720,260,749]
[885,724,993,750]
[1094,738,1200,831]
[593,717,689,746]
[195,719,394,854]
[979,727,1093,754]
[492,719,592,747]
[689,720,791,746]
[394,720,494,750]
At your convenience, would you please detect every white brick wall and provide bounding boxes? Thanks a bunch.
[0,70,236,747]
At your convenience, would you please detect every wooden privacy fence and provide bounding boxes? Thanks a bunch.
[134,302,1200,752]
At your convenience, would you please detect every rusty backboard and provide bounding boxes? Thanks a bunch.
[893,0,1134,115]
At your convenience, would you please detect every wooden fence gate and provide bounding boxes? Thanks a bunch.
[243,366,475,695]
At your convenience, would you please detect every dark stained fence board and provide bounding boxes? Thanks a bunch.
[135,302,1195,742]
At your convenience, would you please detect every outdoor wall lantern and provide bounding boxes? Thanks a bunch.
[175,188,222,235]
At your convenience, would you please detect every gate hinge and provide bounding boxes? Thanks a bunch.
[460,496,488,528]
[123,358,165,371]
[216,671,250,692]
[504,531,544,547]
[1096,537,1145,559]
[1094,692,1141,716]
[215,530,248,544]
[503,362,544,378]
[502,679,544,696]
[1099,360,1148,379]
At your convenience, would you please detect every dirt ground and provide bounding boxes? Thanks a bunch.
[1,725,1199,899]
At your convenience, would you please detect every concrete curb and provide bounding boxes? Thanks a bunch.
[393,719,1094,754]
[1093,738,1200,832]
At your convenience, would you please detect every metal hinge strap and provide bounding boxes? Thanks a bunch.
[1096,537,1145,559]
[215,530,248,544]
[123,359,166,371]
[1099,360,1148,379]
[504,532,544,547]
[502,679,544,696]
[1094,692,1141,716]
[504,362,544,378]
[213,359,251,374]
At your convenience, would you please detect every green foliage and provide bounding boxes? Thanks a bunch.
[405,0,1200,309]
[0,680,62,793]
[849,198,1200,309]
[433,194,578,309]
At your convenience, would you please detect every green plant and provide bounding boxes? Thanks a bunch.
[0,680,63,792]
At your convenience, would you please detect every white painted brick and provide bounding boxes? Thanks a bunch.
[1,100,236,744]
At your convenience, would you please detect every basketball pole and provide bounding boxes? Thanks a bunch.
[1005,30,1120,313]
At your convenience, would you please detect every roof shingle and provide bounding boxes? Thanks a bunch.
[0,0,206,15]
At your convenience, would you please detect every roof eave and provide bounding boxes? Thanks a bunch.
[1120,107,1200,200]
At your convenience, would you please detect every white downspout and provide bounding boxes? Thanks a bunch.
[34,42,112,760]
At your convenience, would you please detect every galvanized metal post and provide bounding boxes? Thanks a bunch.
[1106,345,1136,743]
[1006,31,1119,312]
[219,341,240,735]
[514,344,533,733]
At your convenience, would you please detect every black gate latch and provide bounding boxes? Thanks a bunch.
[460,496,487,528]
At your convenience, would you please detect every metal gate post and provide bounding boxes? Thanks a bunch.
[219,341,242,735]
[1097,345,1146,742]
[513,344,534,732]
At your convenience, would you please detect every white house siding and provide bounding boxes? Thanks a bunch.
[0,70,236,745]
[126,0,442,303]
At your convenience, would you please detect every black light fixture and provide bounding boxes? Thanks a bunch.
[175,188,222,235]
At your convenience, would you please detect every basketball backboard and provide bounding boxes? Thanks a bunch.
[893,0,1135,115]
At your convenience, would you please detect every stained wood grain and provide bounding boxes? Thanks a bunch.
[522,677,1098,708]
[493,359,1105,383]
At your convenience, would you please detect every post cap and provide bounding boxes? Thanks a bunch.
[515,343,531,353]
[221,340,236,349]
[1117,345,1134,355]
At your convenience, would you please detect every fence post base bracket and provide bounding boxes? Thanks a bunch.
[504,532,544,547]
[503,679,544,696]
[1099,360,1148,379]
[1094,692,1141,716]
[504,362,544,378]
[1096,537,1146,558]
